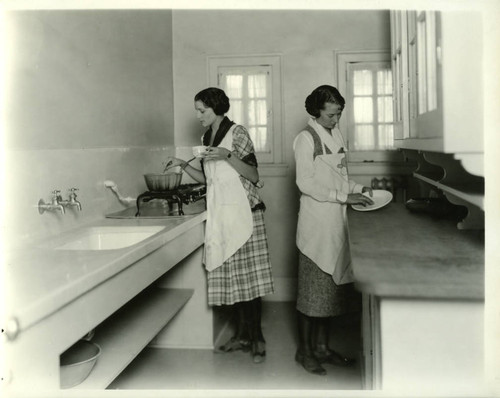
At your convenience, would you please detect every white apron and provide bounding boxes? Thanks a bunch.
[203,125,254,272]
[296,121,354,285]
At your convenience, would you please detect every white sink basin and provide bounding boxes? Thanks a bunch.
[51,226,166,251]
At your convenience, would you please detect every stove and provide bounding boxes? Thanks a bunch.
[135,183,206,217]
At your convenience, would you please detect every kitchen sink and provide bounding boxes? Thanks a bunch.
[46,226,166,251]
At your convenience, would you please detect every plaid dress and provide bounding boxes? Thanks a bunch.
[207,209,274,306]
[205,121,274,306]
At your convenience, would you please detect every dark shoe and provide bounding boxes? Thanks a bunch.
[252,340,266,364]
[215,337,251,353]
[295,350,327,376]
[313,349,356,367]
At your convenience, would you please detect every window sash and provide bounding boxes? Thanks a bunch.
[347,61,395,151]
[208,55,283,164]
[218,66,272,154]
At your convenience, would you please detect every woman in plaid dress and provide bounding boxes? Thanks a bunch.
[165,87,274,364]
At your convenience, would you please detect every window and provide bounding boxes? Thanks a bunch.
[218,66,271,153]
[348,63,394,150]
[208,56,283,164]
[337,51,396,159]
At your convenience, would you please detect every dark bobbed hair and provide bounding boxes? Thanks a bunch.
[194,87,230,115]
[305,85,345,118]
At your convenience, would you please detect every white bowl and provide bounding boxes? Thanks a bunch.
[60,340,101,389]
[192,145,208,158]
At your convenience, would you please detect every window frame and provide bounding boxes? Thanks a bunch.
[347,61,394,151]
[208,55,283,164]
[336,50,401,162]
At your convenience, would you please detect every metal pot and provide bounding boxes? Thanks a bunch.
[144,172,183,192]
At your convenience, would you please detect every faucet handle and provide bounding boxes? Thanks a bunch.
[69,187,79,199]
[51,190,62,204]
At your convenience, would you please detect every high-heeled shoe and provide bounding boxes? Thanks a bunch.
[313,348,355,367]
[295,350,327,375]
[215,337,251,353]
[252,340,266,364]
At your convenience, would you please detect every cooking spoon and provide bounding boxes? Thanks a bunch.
[163,156,196,173]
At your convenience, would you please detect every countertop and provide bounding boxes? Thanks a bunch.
[348,203,484,299]
[4,212,206,333]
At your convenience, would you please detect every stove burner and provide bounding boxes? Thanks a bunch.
[135,184,206,216]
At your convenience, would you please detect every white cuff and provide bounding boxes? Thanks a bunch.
[335,191,348,203]
[353,184,364,194]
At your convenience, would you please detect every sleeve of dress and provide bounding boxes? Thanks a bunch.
[232,125,258,167]
[293,131,346,203]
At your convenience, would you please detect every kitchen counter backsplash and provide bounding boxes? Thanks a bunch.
[4,146,180,248]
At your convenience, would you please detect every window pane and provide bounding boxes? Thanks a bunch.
[377,69,393,94]
[228,99,243,124]
[248,74,267,98]
[378,125,394,149]
[248,100,267,125]
[248,127,269,152]
[377,97,393,122]
[354,97,373,123]
[224,75,243,98]
[353,70,373,95]
[354,125,374,150]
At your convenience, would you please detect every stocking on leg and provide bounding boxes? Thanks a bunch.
[216,303,250,353]
[295,312,326,375]
[246,298,266,363]
[313,317,355,367]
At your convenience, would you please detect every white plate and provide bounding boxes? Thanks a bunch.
[351,189,393,212]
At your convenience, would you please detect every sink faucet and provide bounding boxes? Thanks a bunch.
[38,190,65,215]
[60,188,82,211]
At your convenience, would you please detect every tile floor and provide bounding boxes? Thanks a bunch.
[109,301,364,393]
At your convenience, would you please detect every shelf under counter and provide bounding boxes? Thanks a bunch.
[74,287,193,389]
[413,172,484,210]
[348,203,484,300]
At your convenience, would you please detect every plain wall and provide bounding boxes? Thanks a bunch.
[5,10,175,150]
[4,10,175,243]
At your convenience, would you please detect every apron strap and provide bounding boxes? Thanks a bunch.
[304,125,333,159]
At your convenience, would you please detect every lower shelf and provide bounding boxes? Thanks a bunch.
[414,173,484,210]
[73,287,194,389]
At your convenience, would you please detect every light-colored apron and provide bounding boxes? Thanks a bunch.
[203,125,254,272]
[296,121,354,285]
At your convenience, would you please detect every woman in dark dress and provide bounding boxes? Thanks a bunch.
[293,85,373,375]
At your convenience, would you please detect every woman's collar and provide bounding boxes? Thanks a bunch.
[203,116,234,146]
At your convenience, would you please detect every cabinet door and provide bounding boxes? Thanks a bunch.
[412,11,441,140]
[439,11,483,154]
[393,10,443,150]
[361,293,382,390]
[390,11,407,141]
[392,10,483,159]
